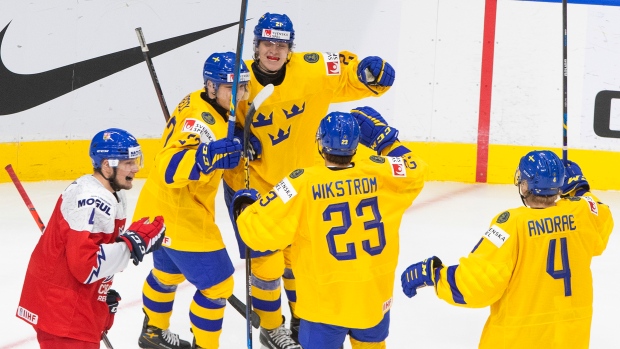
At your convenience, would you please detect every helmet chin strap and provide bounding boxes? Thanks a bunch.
[518,184,531,207]
[101,167,122,192]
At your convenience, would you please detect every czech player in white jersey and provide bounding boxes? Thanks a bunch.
[17,128,166,349]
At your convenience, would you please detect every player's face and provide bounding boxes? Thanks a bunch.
[256,40,290,72]
[111,158,140,190]
[215,83,249,110]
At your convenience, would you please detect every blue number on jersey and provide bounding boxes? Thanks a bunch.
[546,237,572,296]
[323,196,386,261]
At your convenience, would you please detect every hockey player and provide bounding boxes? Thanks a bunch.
[133,52,246,349]
[400,151,614,349]
[232,109,427,349]
[222,12,397,348]
[17,128,166,349]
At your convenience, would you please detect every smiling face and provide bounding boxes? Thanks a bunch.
[255,40,290,73]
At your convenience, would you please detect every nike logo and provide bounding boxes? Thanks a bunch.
[0,21,238,115]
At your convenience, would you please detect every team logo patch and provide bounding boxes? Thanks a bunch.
[201,112,215,125]
[388,156,406,177]
[370,155,385,164]
[496,211,510,224]
[322,52,341,75]
[182,118,216,143]
[583,196,599,216]
[567,196,581,201]
[483,225,510,248]
[304,53,319,63]
[289,169,304,179]
[17,306,38,325]
[275,178,297,204]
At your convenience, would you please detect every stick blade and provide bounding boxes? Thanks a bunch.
[252,83,274,111]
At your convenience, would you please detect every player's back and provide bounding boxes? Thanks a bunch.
[480,194,613,348]
[291,154,426,328]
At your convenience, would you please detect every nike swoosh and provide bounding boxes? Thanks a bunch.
[0,21,238,115]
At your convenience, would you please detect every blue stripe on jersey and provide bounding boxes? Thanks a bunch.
[143,294,175,313]
[193,292,226,309]
[146,272,178,293]
[252,275,281,291]
[284,289,297,302]
[471,238,484,253]
[447,265,466,304]
[190,312,224,332]
[252,297,281,312]
[165,149,189,184]
[283,268,295,279]
[189,162,201,180]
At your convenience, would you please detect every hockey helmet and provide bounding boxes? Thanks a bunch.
[203,52,250,88]
[90,128,143,169]
[317,112,360,156]
[514,150,565,196]
[253,12,295,47]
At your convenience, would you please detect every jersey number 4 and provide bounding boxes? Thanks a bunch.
[323,196,385,261]
[546,237,572,296]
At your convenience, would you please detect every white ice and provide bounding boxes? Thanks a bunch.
[2,179,619,348]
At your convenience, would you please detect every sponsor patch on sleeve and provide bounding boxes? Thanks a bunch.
[387,156,406,177]
[182,118,216,143]
[583,196,599,216]
[322,52,341,75]
[483,225,510,248]
[275,177,298,204]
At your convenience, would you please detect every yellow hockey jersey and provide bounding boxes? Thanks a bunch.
[435,193,614,348]
[223,51,390,195]
[133,90,229,252]
[237,153,427,329]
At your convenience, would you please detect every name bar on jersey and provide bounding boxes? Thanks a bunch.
[311,177,377,200]
[527,214,576,237]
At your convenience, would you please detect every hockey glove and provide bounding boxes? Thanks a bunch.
[195,138,243,174]
[561,160,590,197]
[104,289,121,332]
[117,216,166,265]
[401,256,443,298]
[351,106,399,153]
[357,56,395,87]
[231,188,261,220]
[233,126,262,161]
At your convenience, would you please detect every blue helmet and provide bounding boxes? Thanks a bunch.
[253,13,295,47]
[203,52,250,87]
[90,128,142,169]
[317,112,360,156]
[515,150,565,196]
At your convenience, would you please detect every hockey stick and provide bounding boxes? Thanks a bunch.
[133,25,261,331]
[240,83,274,348]
[135,27,171,122]
[562,0,568,164]
[4,164,115,349]
[227,0,251,140]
